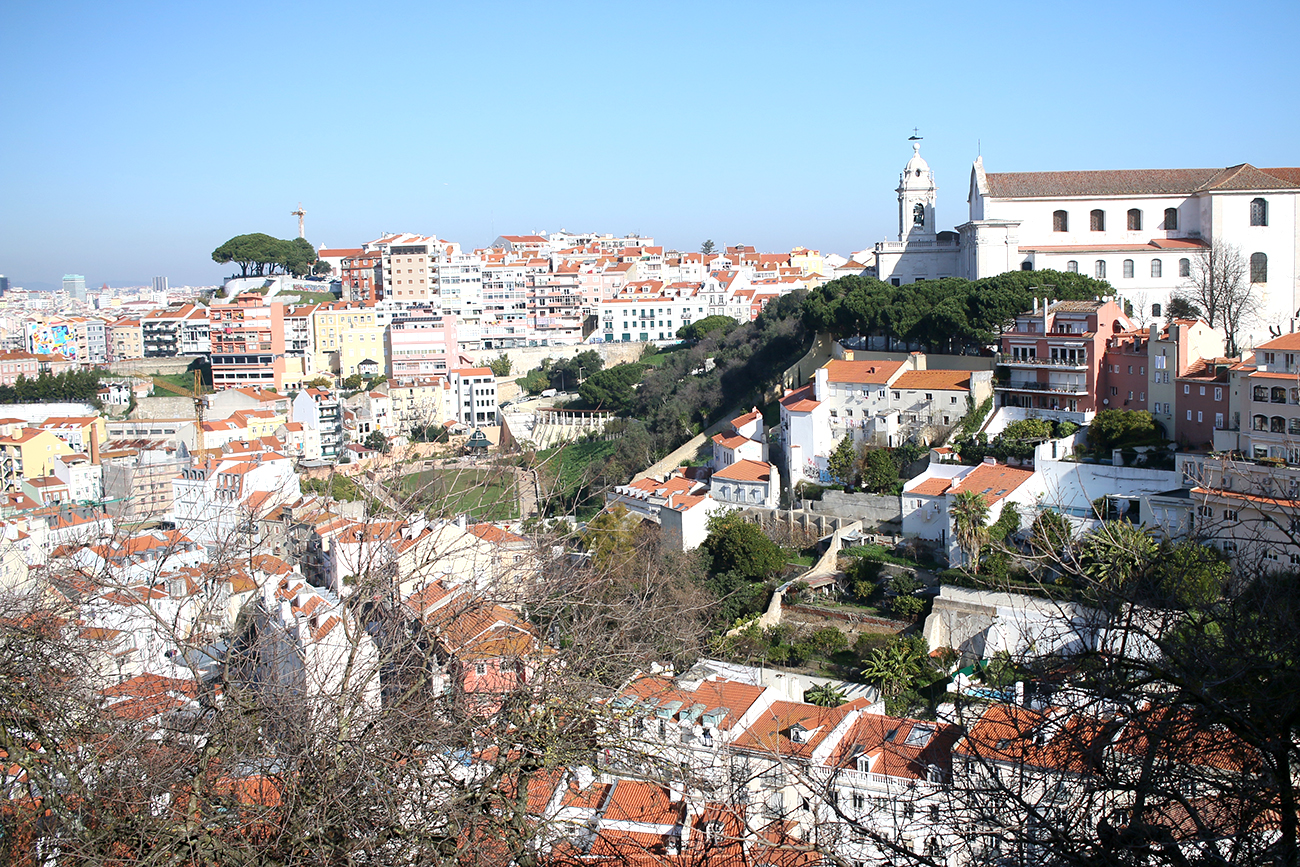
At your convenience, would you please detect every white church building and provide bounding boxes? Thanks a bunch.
[866,139,1300,344]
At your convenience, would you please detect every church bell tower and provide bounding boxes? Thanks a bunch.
[897,135,937,242]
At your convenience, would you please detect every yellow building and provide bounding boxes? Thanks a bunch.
[0,428,73,490]
[789,247,828,277]
[230,409,288,439]
[109,318,144,360]
[310,301,384,378]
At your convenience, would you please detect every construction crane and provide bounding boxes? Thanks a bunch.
[292,202,306,239]
[150,371,208,454]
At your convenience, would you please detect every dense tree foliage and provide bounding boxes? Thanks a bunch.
[676,314,737,342]
[1088,408,1160,452]
[0,369,103,406]
[801,270,1112,351]
[700,510,784,583]
[576,362,646,414]
[212,233,319,278]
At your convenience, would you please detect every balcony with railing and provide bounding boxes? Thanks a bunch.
[994,379,1089,395]
[996,352,1087,370]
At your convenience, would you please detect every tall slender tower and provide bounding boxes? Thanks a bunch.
[897,135,937,242]
[292,203,306,239]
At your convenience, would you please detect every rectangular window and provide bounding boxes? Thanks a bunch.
[1215,412,1224,428]
[1110,387,1118,396]
[1198,411,1203,422]
[1184,384,1190,394]
[1187,410,1192,421]
[1200,386,1206,396]
[1215,387,1223,401]
[1224,509,1238,522]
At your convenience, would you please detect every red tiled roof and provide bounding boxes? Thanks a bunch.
[910,477,954,497]
[948,462,1033,506]
[711,459,772,483]
[985,164,1300,198]
[779,384,819,413]
[892,369,972,391]
[824,359,905,385]
[602,780,685,825]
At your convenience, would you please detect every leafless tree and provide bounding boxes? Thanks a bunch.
[1178,238,1256,356]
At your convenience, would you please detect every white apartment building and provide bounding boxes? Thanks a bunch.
[170,452,301,548]
[447,367,498,427]
[781,352,992,485]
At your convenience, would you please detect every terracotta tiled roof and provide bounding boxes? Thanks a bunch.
[779,384,819,413]
[711,459,772,483]
[824,359,905,385]
[602,780,686,825]
[711,432,750,450]
[829,712,962,780]
[891,369,971,391]
[1255,332,1300,352]
[947,461,1033,506]
[985,163,1300,198]
[467,523,526,545]
[733,699,866,759]
[910,477,954,497]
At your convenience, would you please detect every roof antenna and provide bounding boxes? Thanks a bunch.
[978,138,981,156]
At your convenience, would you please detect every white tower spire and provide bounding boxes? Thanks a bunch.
[897,135,937,242]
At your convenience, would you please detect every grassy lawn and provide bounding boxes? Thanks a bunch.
[301,474,365,502]
[400,466,519,521]
[640,346,686,368]
[276,289,338,304]
[151,372,198,396]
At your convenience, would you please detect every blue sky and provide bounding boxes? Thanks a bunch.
[1,0,1296,288]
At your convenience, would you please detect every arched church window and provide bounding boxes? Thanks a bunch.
[1164,207,1178,230]
[1123,259,1135,278]
[913,203,925,227]
[1066,260,1078,273]
[1179,258,1191,277]
[1020,261,1033,271]
[1251,252,1268,283]
[1250,198,1268,227]
[1151,259,1162,278]
[1127,209,1142,231]
[1152,303,1162,317]
[1053,210,1068,232]
[1090,210,1106,231]
[1095,260,1107,278]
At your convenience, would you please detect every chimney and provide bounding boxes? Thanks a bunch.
[983,456,997,466]
[89,423,100,465]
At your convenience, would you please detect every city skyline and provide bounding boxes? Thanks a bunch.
[2,0,1297,287]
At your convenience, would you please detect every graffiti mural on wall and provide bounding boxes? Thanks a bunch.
[26,322,76,359]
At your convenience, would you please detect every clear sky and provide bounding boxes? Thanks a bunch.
[1,0,1297,289]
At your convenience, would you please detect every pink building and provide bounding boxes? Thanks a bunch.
[0,351,40,386]
[388,312,462,379]
[995,298,1132,419]
[1100,329,1150,413]
[1175,359,1235,450]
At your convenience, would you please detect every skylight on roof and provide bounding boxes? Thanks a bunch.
[904,724,934,748]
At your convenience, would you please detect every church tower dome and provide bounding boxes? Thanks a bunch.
[897,135,937,241]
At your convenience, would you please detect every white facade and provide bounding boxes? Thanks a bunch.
[170,453,301,548]
[866,142,1300,344]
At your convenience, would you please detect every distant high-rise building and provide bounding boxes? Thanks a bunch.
[153,276,169,294]
[0,276,8,296]
[63,274,86,300]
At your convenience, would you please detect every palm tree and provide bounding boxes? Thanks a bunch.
[859,640,926,698]
[804,683,847,707]
[950,490,991,572]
